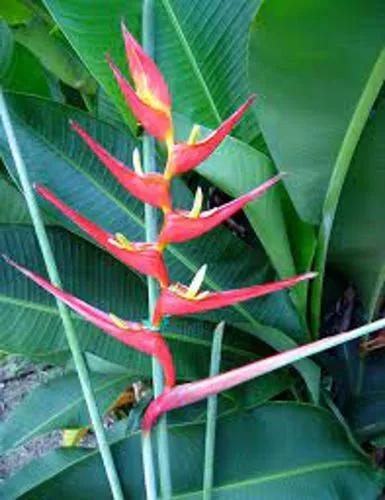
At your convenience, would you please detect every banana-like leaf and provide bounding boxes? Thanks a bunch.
[0,21,50,98]
[0,224,274,382]
[248,0,385,332]
[42,0,260,141]
[2,404,381,498]
[0,372,134,454]
[329,99,385,318]
[0,94,306,337]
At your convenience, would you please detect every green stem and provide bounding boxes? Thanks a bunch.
[203,322,224,500]
[0,89,124,500]
[141,431,158,500]
[142,0,172,498]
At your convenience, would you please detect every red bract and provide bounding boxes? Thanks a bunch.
[121,22,171,113]
[71,121,171,210]
[164,96,256,178]
[158,174,283,245]
[142,319,371,430]
[107,55,173,143]
[3,256,176,388]
[36,185,169,286]
[153,272,316,326]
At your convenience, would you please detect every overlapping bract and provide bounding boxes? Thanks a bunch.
[3,256,175,388]
[4,24,317,431]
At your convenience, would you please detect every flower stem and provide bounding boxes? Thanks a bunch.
[0,89,124,500]
[203,322,224,500]
[142,0,172,498]
[141,431,158,500]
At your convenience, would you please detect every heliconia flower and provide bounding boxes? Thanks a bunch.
[3,256,176,388]
[35,185,169,286]
[142,317,383,430]
[70,121,171,211]
[153,265,316,326]
[164,96,256,178]
[158,174,283,245]
[107,54,172,143]
[121,22,171,116]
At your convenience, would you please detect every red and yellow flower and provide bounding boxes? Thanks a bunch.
[4,26,319,431]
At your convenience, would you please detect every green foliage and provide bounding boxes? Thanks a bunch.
[2,404,382,499]
[0,0,384,496]
[0,372,135,454]
[329,99,385,318]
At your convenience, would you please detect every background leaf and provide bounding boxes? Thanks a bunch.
[3,403,381,498]
[0,20,51,98]
[329,98,385,318]
[248,0,385,224]
[154,0,260,143]
[0,372,134,454]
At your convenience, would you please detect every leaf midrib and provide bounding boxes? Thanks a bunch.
[160,0,222,125]
[0,294,253,358]
[174,460,370,498]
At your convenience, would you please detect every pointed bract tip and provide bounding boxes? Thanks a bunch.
[1,253,11,264]
[248,93,257,104]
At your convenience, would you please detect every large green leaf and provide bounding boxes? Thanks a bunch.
[329,98,385,318]
[0,0,33,25]
[154,0,260,142]
[14,17,97,95]
[0,20,50,97]
[0,94,305,336]
[42,0,142,128]
[0,174,31,224]
[248,0,385,224]
[0,371,134,454]
[0,94,320,397]
[43,0,260,141]
[3,403,381,498]
[248,1,385,333]
[174,114,309,320]
[0,225,268,381]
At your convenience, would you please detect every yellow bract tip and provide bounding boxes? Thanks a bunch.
[109,313,130,330]
[187,124,201,145]
[132,148,143,175]
[109,233,133,251]
[189,186,203,218]
[186,264,207,299]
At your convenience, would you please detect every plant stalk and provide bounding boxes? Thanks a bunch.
[203,322,224,500]
[142,0,172,498]
[141,431,158,500]
[0,89,124,500]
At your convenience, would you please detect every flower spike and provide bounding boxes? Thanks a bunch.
[121,22,171,114]
[3,256,175,388]
[164,95,256,178]
[107,55,173,142]
[142,317,383,430]
[70,121,171,211]
[159,174,283,245]
[35,185,169,286]
[153,272,316,326]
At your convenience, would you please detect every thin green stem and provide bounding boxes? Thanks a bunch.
[142,0,172,498]
[142,431,158,500]
[203,322,224,500]
[0,89,124,500]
